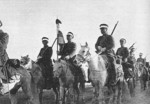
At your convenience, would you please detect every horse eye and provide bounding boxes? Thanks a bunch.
[82,51,85,53]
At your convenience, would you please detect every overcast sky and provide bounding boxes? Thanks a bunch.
[0,0,150,61]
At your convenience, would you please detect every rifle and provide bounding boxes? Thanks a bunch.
[129,42,136,50]
[111,21,119,36]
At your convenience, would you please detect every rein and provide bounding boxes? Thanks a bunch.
[76,50,91,64]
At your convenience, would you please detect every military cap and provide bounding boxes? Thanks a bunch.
[67,32,74,38]
[42,37,49,41]
[139,53,143,55]
[120,38,126,43]
[99,24,108,29]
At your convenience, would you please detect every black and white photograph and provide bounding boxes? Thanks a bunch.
[0,0,150,104]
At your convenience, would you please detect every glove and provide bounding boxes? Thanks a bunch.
[65,56,70,60]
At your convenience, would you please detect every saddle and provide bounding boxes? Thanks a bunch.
[0,59,20,83]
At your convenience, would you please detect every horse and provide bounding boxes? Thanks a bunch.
[20,55,59,104]
[0,58,40,104]
[135,62,148,90]
[122,61,136,97]
[74,42,128,104]
[53,59,85,104]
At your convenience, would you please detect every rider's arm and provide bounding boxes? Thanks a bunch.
[69,42,77,58]
[106,35,115,50]
[95,36,101,51]
[124,48,130,59]
[0,33,9,49]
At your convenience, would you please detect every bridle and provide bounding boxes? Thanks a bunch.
[76,49,91,64]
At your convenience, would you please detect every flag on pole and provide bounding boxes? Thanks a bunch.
[57,30,65,45]
[57,30,65,53]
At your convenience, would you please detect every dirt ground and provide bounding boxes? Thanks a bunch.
[0,81,150,104]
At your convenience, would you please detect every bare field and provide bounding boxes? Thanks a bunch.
[0,81,150,104]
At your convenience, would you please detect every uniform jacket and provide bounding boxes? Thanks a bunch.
[38,46,53,64]
[0,30,9,56]
[137,58,145,65]
[95,34,115,55]
[59,42,76,59]
[116,47,129,61]
[0,30,9,65]
[128,54,136,65]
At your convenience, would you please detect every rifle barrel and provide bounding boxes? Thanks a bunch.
[111,21,119,35]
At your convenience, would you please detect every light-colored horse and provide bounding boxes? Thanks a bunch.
[53,59,85,104]
[74,42,128,104]
[20,55,59,104]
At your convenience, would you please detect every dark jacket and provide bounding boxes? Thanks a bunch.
[128,54,136,65]
[116,47,129,61]
[95,34,115,55]
[38,46,53,64]
[0,30,9,65]
[59,42,76,59]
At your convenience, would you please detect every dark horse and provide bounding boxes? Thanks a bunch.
[0,58,41,104]
[53,59,85,104]
[74,42,128,104]
[20,55,59,104]
[122,61,136,97]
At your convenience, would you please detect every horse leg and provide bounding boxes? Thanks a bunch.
[74,83,80,104]
[79,81,85,103]
[39,89,43,104]
[9,82,22,104]
[53,86,59,104]
[111,86,118,104]
[59,86,65,104]
[117,81,123,104]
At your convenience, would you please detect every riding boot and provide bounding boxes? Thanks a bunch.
[109,63,117,85]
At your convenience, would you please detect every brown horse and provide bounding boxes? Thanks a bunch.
[20,55,59,104]
[53,59,85,104]
[74,42,128,104]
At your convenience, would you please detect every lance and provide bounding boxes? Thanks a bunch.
[56,19,62,59]
[111,21,119,36]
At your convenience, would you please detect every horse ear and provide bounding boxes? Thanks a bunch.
[85,42,88,47]
[26,55,29,58]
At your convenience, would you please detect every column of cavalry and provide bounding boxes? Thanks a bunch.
[0,19,149,104]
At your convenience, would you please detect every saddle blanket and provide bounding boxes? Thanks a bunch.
[0,74,20,95]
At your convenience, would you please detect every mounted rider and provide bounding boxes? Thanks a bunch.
[137,53,145,66]
[116,38,129,62]
[128,47,136,64]
[58,32,76,60]
[116,38,134,79]
[0,25,10,81]
[58,32,87,81]
[95,23,116,85]
[37,37,53,89]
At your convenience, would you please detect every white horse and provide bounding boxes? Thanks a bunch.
[74,42,128,104]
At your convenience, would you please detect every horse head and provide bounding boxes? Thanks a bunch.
[53,59,66,78]
[20,55,30,65]
[74,42,91,66]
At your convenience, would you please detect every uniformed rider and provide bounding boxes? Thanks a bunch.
[37,37,53,89]
[58,32,76,60]
[95,24,116,85]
